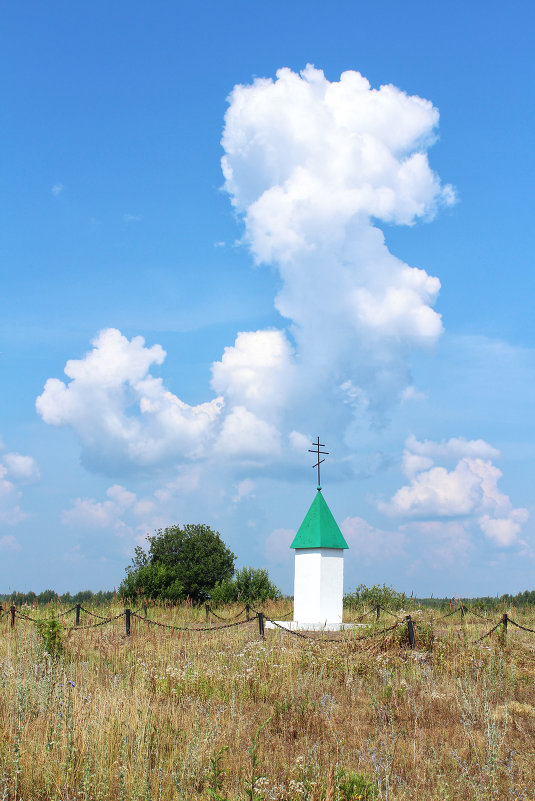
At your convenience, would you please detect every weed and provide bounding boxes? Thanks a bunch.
[207,746,230,801]
[36,618,63,656]
[338,769,378,800]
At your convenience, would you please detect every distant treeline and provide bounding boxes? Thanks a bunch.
[2,585,535,609]
[416,590,535,609]
[344,584,535,610]
[0,589,115,606]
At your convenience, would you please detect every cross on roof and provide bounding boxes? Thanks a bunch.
[308,436,329,488]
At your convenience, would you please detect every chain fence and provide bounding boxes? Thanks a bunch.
[130,610,258,633]
[78,606,114,620]
[506,617,535,634]
[68,611,130,631]
[2,601,534,651]
[259,611,404,646]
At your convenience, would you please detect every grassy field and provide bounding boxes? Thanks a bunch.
[0,600,534,800]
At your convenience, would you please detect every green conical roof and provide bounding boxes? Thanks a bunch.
[290,488,348,549]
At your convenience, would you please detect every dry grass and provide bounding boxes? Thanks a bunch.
[1,601,535,800]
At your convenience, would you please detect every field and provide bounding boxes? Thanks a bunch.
[1,600,534,800]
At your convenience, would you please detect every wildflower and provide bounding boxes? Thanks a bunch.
[288,779,306,795]
[253,776,269,791]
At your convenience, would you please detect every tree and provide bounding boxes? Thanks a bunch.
[343,583,406,611]
[210,567,281,606]
[119,523,235,602]
[234,567,280,603]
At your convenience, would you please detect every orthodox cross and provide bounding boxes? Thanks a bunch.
[309,436,329,488]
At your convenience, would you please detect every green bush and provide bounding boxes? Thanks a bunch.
[36,619,63,656]
[210,578,238,606]
[234,567,280,603]
[344,583,406,611]
[210,567,281,606]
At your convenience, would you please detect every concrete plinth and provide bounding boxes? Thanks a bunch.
[265,620,368,632]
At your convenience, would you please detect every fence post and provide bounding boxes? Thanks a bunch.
[205,603,210,622]
[10,605,16,629]
[376,604,381,620]
[502,612,508,639]
[258,612,265,638]
[125,608,131,636]
[406,615,415,649]
[246,604,250,621]
[460,604,465,620]
[75,604,81,626]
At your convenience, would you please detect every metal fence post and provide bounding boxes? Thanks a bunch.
[406,615,415,649]
[205,603,210,622]
[246,604,250,621]
[258,612,265,637]
[125,608,131,636]
[502,612,508,638]
[10,605,16,629]
[376,604,381,620]
[75,604,81,626]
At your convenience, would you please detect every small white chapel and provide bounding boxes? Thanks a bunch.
[266,437,353,632]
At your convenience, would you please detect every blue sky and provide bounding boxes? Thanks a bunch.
[1,1,534,596]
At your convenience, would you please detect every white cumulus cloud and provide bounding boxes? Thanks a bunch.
[289,431,311,452]
[211,329,295,419]
[232,478,255,503]
[62,483,168,546]
[222,64,453,424]
[0,443,40,525]
[0,466,25,525]
[215,406,281,460]
[36,328,224,471]
[381,436,529,547]
[341,516,406,560]
[38,66,456,474]
[3,452,41,483]
[62,484,136,530]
